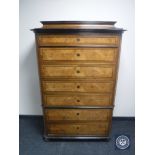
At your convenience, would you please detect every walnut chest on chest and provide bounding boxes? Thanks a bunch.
[32,21,125,140]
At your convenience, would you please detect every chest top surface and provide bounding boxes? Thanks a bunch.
[32,21,125,34]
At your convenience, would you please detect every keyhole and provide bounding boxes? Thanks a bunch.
[77,85,80,89]
[77,99,80,102]
[76,127,79,129]
[76,113,79,115]
[76,53,80,56]
[76,70,80,73]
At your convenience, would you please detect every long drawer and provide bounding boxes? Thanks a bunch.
[39,47,118,62]
[43,94,113,106]
[38,35,119,46]
[40,65,115,79]
[44,109,112,121]
[46,122,109,136]
[42,81,114,93]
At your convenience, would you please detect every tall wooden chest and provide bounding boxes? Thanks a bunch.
[32,21,124,140]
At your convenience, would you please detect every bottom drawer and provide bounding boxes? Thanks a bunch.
[46,122,109,136]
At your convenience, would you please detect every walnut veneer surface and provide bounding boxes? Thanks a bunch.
[32,21,125,140]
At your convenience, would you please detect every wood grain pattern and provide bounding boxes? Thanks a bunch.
[42,23,115,29]
[43,24,114,29]
[40,65,115,79]
[44,109,112,121]
[43,94,112,106]
[47,122,109,136]
[38,35,119,46]
[39,47,118,62]
[42,81,114,93]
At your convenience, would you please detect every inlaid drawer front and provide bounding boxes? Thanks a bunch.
[39,48,118,62]
[47,122,109,136]
[45,109,112,121]
[42,81,113,93]
[38,35,119,46]
[40,65,115,79]
[43,94,112,106]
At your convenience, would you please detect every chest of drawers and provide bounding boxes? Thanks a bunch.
[32,21,124,140]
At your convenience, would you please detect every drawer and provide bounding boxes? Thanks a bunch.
[46,122,109,136]
[44,109,112,121]
[40,65,115,79]
[38,35,119,46]
[42,81,114,93]
[43,94,113,106]
[39,48,118,62]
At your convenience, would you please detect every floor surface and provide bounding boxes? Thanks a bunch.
[19,116,135,155]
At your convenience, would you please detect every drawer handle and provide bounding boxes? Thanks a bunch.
[76,127,79,129]
[76,70,80,73]
[76,53,80,56]
[77,99,80,102]
[76,112,80,115]
[77,85,80,89]
[76,38,80,42]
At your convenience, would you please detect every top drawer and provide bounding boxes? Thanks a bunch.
[37,35,120,46]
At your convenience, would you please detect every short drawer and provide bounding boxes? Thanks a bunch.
[40,65,115,79]
[44,109,112,121]
[43,94,113,106]
[46,122,109,136]
[38,35,119,46]
[39,47,118,62]
[42,81,114,93]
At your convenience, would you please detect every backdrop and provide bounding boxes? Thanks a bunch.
[19,0,135,116]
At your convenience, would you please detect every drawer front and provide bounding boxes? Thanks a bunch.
[40,65,115,79]
[45,109,112,121]
[39,48,118,62]
[47,122,109,136]
[42,81,113,93]
[38,35,119,46]
[43,94,112,106]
